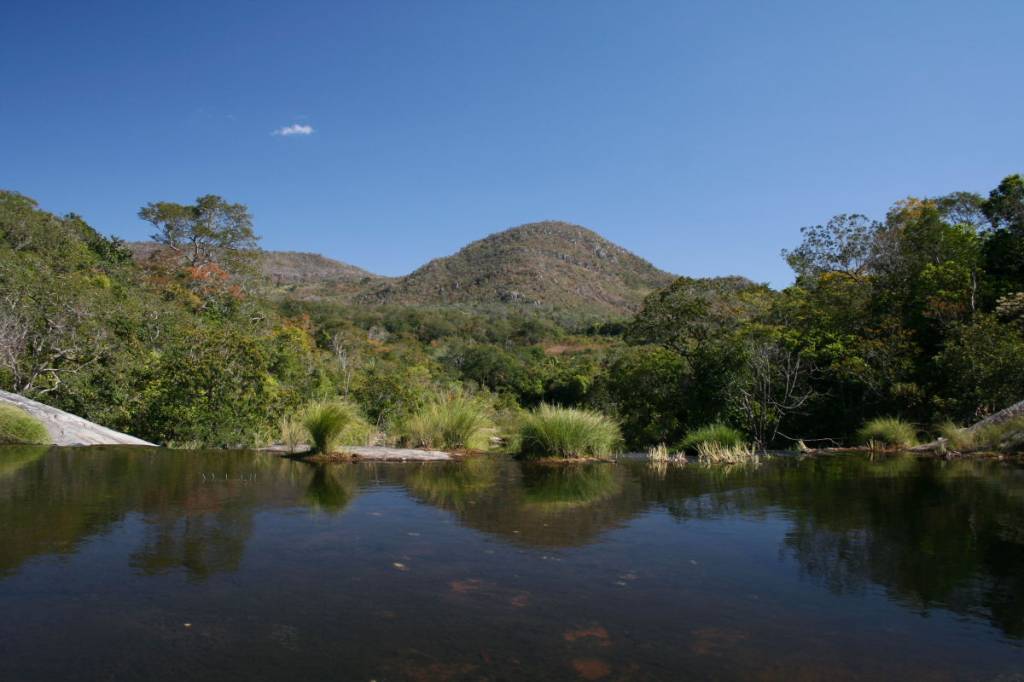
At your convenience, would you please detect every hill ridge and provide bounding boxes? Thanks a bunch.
[129,220,676,314]
[357,220,675,313]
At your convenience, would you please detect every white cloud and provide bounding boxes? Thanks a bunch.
[272,123,314,136]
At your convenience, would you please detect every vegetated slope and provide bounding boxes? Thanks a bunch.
[127,242,389,299]
[259,251,381,285]
[357,221,675,315]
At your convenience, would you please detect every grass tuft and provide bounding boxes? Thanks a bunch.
[678,422,745,452]
[279,415,307,453]
[696,441,759,464]
[940,416,1024,453]
[400,391,493,451]
[857,417,918,449]
[973,416,1024,452]
[517,404,622,459]
[302,401,371,454]
[0,404,49,445]
[647,443,671,461]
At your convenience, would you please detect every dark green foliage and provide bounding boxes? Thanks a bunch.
[980,176,1024,306]
[131,326,282,447]
[931,315,1024,422]
[589,345,690,448]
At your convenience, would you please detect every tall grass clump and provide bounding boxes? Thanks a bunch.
[696,441,758,464]
[517,404,622,459]
[400,392,493,451]
[857,417,917,449]
[0,404,49,445]
[302,401,371,454]
[647,443,671,461]
[937,421,976,452]
[678,422,745,452]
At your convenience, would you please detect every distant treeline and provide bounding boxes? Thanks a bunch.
[1,176,1022,448]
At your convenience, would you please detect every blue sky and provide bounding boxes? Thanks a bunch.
[2,1,1021,287]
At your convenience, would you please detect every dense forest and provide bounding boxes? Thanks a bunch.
[1,175,1022,449]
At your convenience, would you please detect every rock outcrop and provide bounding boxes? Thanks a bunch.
[0,390,154,447]
[965,399,1024,433]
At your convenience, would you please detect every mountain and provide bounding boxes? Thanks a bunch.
[357,221,675,314]
[126,242,389,299]
[127,221,675,314]
[259,251,381,285]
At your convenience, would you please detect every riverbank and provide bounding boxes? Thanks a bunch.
[0,390,154,447]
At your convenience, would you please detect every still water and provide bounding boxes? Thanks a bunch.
[1,446,1022,680]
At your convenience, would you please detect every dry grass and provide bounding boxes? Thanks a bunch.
[647,443,671,461]
[696,441,759,465]
[279,415,307,453]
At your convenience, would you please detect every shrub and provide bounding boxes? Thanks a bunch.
[517,404,622,459]
[400,392,493,451]
[678,423,745,452]
[0,404,49,445]
[857,417,917,449]
[302,401,371,454]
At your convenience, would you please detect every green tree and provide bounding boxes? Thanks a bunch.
[133,325,282,446]
[932,315,1024,422]
[590,345,690,448]
[782,214,882,280]
[981,174,1024,304]
[139,195,259,272]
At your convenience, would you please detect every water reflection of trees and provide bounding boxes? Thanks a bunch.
[304,465,359,514]
[401,460,645,547]
[0,445,48,479]
[628,455,1024,639]
[3,446,1023,639]
[0,447,315,579]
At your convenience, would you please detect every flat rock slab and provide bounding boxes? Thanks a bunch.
[265,444,454,461]
[0,390,155,447]
[338,446,452,461]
